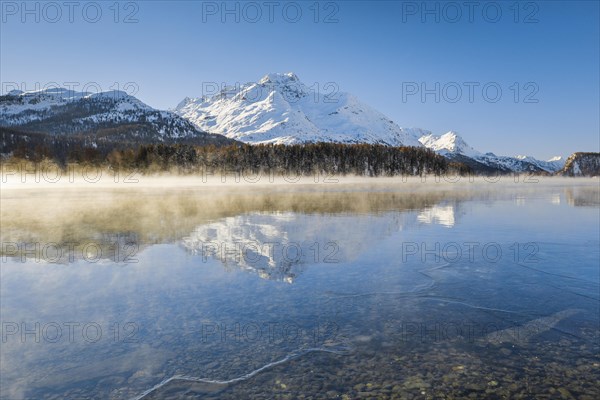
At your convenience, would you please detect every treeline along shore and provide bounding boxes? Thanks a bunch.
[1,127,471,176]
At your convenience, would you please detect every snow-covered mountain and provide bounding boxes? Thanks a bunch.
[1,88,151,125]
[514,155,565,173]
[419,131,481,158]
[560,152,600,176]
[0,88,232,145]
[419,131,564,173]
[174,72,425,147]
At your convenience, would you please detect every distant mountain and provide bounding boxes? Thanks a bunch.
[0,88,233,146]
[419,131,481,158]
[418,131,564,174]
[560,152,600,176]
[174,72,425,147]
[514,155,565,173]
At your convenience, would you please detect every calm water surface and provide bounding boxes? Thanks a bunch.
[1,181,599,399]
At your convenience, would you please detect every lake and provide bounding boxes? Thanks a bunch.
[1,177,599,399]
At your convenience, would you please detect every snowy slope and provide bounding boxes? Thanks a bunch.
[419,131,481,158]
[0,88,231,144]
[175,72,425,147]
[0,88,151,125]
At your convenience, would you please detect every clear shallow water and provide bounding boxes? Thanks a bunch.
[1,181,599,399]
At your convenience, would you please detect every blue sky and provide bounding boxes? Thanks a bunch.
[1,0,598,159]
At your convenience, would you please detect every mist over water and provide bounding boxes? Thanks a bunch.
[1,178,599,399]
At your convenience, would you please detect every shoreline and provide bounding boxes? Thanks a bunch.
[1,174,598,192]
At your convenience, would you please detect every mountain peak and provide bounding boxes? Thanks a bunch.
[419,131,480,158]
[86,90,132,101]
[174,73,423,147]
[7,87,144,105]
[175,96,194,110]
[259,72,300,85]
[15,87,90,101]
